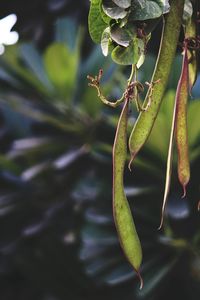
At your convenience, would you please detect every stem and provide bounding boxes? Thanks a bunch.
[87,64,137,108]
[128,64,136,85]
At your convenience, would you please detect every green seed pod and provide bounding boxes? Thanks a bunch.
[113,99,143,288]
[128,0,185,166]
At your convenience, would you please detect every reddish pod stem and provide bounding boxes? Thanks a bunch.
[159,40,190,229]
[175,42,190,198]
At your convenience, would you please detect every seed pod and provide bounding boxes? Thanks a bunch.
[113,99,143,288]
[159,90,177,229]
[128,0,185,166]
[159,44,190,228]
[175,45,190,197]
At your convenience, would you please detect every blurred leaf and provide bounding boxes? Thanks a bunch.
[188,99,200,148]
[144,90,174,161]
[44,43,79,100]
[137,258,177,298]
[20,43,54,91]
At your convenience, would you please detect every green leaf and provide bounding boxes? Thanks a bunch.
[89,0,108,43]
[188,100,200,149]
[100,2,112,24]
[144,91,174,160]
[0,45,51,97]
[81,83,103,117]
[183,0,193,25]
[43,43,78,100]
[110,23,136,47]
[20,44,53,91]
[162,0,170,13]
[102,0,128,19]
[129,0,164,21]
[111,39,140,65]
[136,38,146,68]
[101,27,115,56]
[112,0,131,8]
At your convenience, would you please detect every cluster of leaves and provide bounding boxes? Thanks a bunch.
[89,0,169,65]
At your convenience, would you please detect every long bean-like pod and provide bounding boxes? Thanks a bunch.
[159,44,190,228]
[113,99,143,288]
[159,90,177,229]
[128,0,185,165]
[175,46,190,197]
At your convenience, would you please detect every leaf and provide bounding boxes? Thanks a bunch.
[102,0,128,19]
[0,45,50,96]
[188,100,200,149]
[137,258,177,297]
[113,0,131,8]
[183,0,193,25]
[110,23,136,47]
[55,18,78,50]
[104,264,135,285]
[129,0,164,21]
[111,39,140,65]
[144,91,174,160]
[112,0,131,9]
[136,38,146,68]
[43,43,78,100]
[19,43,53,91]
[162,0,170,13]
[101,27,114,56]
[88,0,108,43]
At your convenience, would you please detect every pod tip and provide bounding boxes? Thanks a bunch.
[128,152,136,171]
[158,203,166,230]
[181,185,187,199]
[158,216,164,231]
[137,270,144,290]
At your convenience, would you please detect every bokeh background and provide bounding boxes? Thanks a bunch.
[0,1,200,300]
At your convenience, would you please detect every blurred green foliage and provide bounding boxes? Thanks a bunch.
[0,16,200,300]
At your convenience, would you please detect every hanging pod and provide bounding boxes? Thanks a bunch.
[128,0,185,167]
[175,43,190,198]
[113,98,143,289]
[159,42,190,228]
